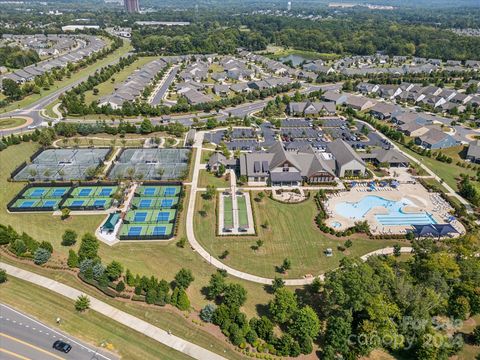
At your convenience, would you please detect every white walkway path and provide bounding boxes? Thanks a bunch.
[0,262,226,360]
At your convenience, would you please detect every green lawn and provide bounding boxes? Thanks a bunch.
[198,170,230,188]
[44,100,60,119]
[195,191,400,279]
[224,196,234,228]
[0,142,272,319]
[1,39,132,114]
[83,56,157,104]
[237,195,248,227]
[400,144,478,192]
[0,117,27,129]
[1,277,193,360]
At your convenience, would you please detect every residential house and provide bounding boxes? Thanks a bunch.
[207,153,238,172]
[288,101,336,116]
[369,102,398,120]
[466,141,480,163]
[322,91,348,105]
[415,129,458,149]
[344,96,376,111]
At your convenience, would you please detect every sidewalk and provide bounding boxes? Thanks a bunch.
[0,262,226,360]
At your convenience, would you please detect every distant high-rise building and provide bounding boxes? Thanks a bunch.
[287,1,292,11]
[124,0,139,13]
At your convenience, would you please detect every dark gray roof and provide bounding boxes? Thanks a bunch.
[270,171,303,183]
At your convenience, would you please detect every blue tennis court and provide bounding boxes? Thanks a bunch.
[164,187,176,196]
[31,189,45,197]
[134,212,148,222]
[20,200,35,208]
[52,189,66,197]
[161,199,173,207]
[143,188,156,196]
[93,199,106,207]
[72,200,84,206]
[128,226,142,236]
[157,212,170,221]
[153,226,166,235]
[43,200,56,207]
[139,199,152,208]
[79,188,92,196]
[99,188,113,196]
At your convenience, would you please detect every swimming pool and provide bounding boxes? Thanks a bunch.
[335,195,436,226]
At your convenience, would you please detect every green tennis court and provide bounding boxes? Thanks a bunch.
[125,209,176,223]
[119,223,174,238]
[237,195,249,228]
[131,196,179,209]
[22,186,70,198]
[62,197,113,209]
[136,185,181,197]
[224,196,234,228]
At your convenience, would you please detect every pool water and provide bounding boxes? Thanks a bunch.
[335,195,436,226]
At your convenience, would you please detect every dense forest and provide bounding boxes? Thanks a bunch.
[132,14,480,60]
[0,46,40,69]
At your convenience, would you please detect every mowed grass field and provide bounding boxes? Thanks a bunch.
[195,191,400,279]
[1,142,272,319]
[400,144,479,192]
[83,56,158,104]
[1,277,193,360]
[198,170,230,188]
[0,117,27,129]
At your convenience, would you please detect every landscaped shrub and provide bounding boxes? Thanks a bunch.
[0,269,7,283]
[67,249,79,268]
[61,229,77,246]
[33,248,51,265]
[200,303,216,322]
[115,281,125,293]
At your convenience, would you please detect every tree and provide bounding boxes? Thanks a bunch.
[116,281,125,293]
[310,277,322,294]
[200,304,216,322]
[39,241,53,253]
[222,283,247,309]
[61,208,70,220]
[176,237,186,248]
[393,244,402,257]
[289,306,321,340]
[220,250,229,259]
[0,269,7,283]
[249,316,274,342]
[216,164,226,177]
[323,312,353,359]
[206,271,226,300]
[140,118,154,134]
[75,295,90,311]
[67,249,79,268]
[105,260,123,281]
[77,233,99,262]
[174,268,194,289]
[34,248,51,265]
[280,258,291,273]
[449,296,471,320]
[204,185,216,200]
[172,287,190,310]
[269,288,298,324]
[61,229,77,246]
[271,276,285,292]
[472,325,480,346]
[2,78,22,100]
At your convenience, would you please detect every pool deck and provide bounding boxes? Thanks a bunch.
[324,182,465,236]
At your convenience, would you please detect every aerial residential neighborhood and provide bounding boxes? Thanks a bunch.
[0,1,479,360]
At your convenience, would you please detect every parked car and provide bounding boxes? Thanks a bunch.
[53,340,72,353]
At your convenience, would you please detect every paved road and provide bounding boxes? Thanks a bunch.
[150,66,179,106]
[0,262,227,360]
[0,303,117,360]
